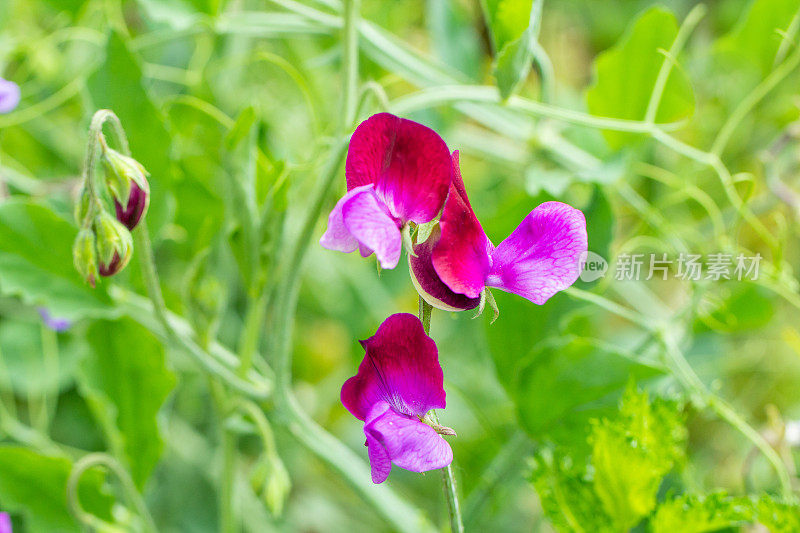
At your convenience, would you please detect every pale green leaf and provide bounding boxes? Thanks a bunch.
[590,386,687,530]
[715,0,800,77]
[586,7,695,148]
[80,318,176,489]
[0,446,114,532]
[651,492,754,533]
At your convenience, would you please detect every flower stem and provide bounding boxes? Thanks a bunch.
[67,452,157,533]
[418,297,464,533]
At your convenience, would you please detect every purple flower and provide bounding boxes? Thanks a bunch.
[0,512,11,533]
[410,151,588,311]
[341,313,453,483]
[320,113,452,269]
[37,308,71,332]
[0,79,20,114]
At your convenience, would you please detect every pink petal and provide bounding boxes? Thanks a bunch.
[0,79,20,114]
[366,432,392,484]
[365,401,453,475]
[341,185,403,269]
[0,513,10,533]
[320,185,403,269]
[409,225,481,311]
[431,153,493,299]
[319,187,363,254]
[341,313,446,421]
[345,113,451,224]
[486,201,587,304]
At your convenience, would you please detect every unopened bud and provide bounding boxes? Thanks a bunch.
[74,186,92,224]
[250,455,290,517]
[102,147,150,229]
[73,228,98,287]
[94,212,132,278]
[114,180,149,230]
[263,456,290,517]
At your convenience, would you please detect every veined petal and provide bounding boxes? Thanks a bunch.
[341,186,402,269]
[486,201,587,305]
[345,113,451,224]
[341,313,445,420]
[366,432,392,484]
[365,401,453,475]
[409,225,481,311]
[431,153,493,299]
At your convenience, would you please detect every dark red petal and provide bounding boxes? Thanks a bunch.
[430,153,493,299]
[114,181,148,230]
[340,313,446,421]
[409,225,481,311]
[98,252,122,277]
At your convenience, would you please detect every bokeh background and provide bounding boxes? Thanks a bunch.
[1,0,800,531]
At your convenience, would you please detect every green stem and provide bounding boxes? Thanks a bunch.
[341,0,360,129]
[210,381,238,533]
[418,298,464,533]
[644,4,706,124]
[67,453,157,533]
[237,291,267,378]
[660,334,795,500]
[134,223,270,399]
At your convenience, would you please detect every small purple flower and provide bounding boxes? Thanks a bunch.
[341,313,453,483]
[0,512,11,533]
[0,79,20,114]
[37,308,71,332]
[410,151,588,310]
[320,113,453,269]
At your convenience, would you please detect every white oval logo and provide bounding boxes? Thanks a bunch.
[578,251,608,282]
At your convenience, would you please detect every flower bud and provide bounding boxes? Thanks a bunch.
[102,147,150,230]
[74,186,92,224]
[262,456,290,517]
[249,455,290,517]
[73,228,98,287]
[94,211,133,278]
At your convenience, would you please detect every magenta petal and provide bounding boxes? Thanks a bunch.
[365,401,453,474]
[341,313,446,421]
[431,153,493,299]
[366,431,392,484]
[486,201,588,305]
[0,513,10,533]
[409,225,481,311]
[345,113,451,224]
[341,186,402,269]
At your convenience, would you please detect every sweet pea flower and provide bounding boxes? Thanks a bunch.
[320,113,452,269]
[0,78,20,114]
[341,313,453,483]
[410,151,588,311]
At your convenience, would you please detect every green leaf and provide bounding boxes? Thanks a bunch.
[0,200,112,319]
[651,492,755,533]
[514,337,663,443]
[0,446,114,532]
[756,494,800,532]
[80,318,176,489]
[715,0,800,78]
[586,7,695,148]
[529,449,614,532]
[482,0,539,98]
[590,386,686,530]
[87,31,173,230]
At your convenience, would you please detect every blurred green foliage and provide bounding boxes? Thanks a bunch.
[0,0,799,531]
